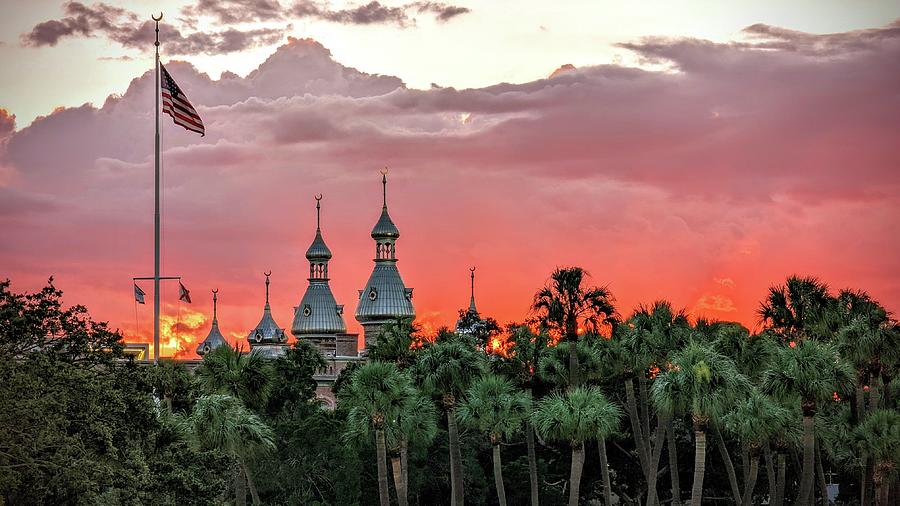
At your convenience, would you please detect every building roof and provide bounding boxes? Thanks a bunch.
[306,229,333,260]
[197,290,230,356]
[196,318,229,356]
[356,262,415,321]
[248,273,287,347]
[293,282,348,335]
[371,207,400,239]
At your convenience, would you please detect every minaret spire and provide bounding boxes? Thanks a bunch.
[315,194,322,231]
[212,288,218,321]
[469,266,477,313]
[381,167,388,208]
[264,271,271,306]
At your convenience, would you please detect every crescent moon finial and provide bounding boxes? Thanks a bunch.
[264,270,272,277]
[152,12,163,21]
[380,167,388,176]
[314,193,323,201]
[212,288,218,294]
[470,266,476,273]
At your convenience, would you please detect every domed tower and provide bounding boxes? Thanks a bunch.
[247,272,288,359]
[292,195,348,355]
[356,170,415,348]
[196,289,230,356]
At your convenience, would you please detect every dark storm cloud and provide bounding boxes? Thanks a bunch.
[181,0,285,24]
[411,2,471,22]
[288,0,470,26]
[21,1,285,55]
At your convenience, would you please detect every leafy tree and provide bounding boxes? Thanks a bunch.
[178,394,275,506]
[763,339,855,506]
[532,267,617,389]
[533,385,622,506]
[416,339,488,505]
[146,359,196,413]
[369,317,422,369]
[455,309,503,351]
[266,340,326,416]
[758,275,832,344]
[341,361,412,506]
[196,344,274,412]
[652,340,750,506]
[458,374,530,506]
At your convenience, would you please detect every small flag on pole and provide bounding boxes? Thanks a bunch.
[160,63,205,136]
[179,282,192,304]
[134,284,146,304]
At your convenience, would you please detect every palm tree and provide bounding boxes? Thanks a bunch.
[652,340,750,506]
[497,323,551,506]
[537,340,602,388]
[758,275,832,344]
[620,300,691,506]
[179,394,275,506]
[723,388,794,506]
[856,409,900,506]
[457,374,531,506]
[415,339,487,505]
[763,339,855,506]
[340,361,412,506]
[386,391,439,506]
[532,267,617,389]
[533,386,622,506]
[370,316,421,369]
[197,344,274,412]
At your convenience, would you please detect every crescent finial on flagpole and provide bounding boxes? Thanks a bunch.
[152,13,163,21]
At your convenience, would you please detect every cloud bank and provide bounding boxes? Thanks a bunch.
[2,22,899,356]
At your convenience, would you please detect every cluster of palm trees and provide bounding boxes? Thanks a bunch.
[339,268,900,506]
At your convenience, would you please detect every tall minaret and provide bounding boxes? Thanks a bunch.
[292,195,347,355]
[247,271,288,358]
[196,289,229,356]
[455,267,480,333]
[468,266,478,314]
[356,169,415,348]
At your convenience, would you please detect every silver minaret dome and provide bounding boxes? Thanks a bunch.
[247,272,288,358]
[196,289,230,356]
[293,195,347,352]
[356,170,415,348]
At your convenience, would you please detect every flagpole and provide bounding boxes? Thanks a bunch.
[152,12,162,364]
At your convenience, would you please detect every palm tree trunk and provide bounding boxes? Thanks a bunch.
[624,378,650,475]
[241,460,262,506]
[569,442,585,506]
[376,429,391,506]
[764,444,776,505]
[234,464,247,506]
[874,461,889,506]
[712,424,742,505]
[639,376,652,457]
[400,438,409,506]
[774,453,786,506]
[392,455,407,506]
[667,422,682,506]
[492,443,508,506]
[647,418,667,506]
[526,417,539,506]
[741,453,759,506]
[447,408,465,506]
[741,443,750,485]
[690,428,707,506]
[598,437,613,506]
[815,441,829,504]
[857,382,870,506]
[797,414,816,506]
[567,336,580,389]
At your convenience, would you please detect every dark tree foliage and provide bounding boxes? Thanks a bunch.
[0,279,227,504]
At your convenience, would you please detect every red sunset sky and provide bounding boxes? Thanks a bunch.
[1,2,899,357]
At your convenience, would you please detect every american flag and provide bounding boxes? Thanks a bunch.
[160,63,205,136]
